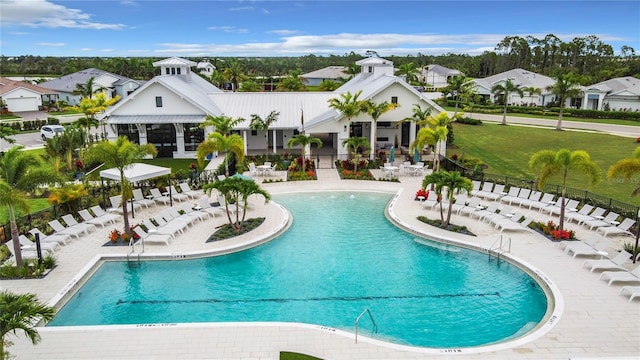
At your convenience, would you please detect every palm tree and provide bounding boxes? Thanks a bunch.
[607,147,640,197]
[84,136,157,237]
[196,132,245,176]
[0,146,60,267]
[238,80,262,92]
[249,111,280,161]
[44,134,65,173]
[342,137,370,173]
[409,112,451,171]
[529,149,601,232]
[491,79,524,125]
[423,170,473,225]
[395,62,419,85]
[203,177,270,233]
[0,290,56,358]
[71,76,104,99]
[523,86,541,105]
[287,134,322,172]
[222,61,248,92]
[70,93,120,144]
[328,90,366,125]
[362,100,399,159]
[58,127,85,171]
[446,75,471,116]
[199,115,243,136]
[546,73,582,130]
[401,104,432,127]
[276,69,306,91]
[318,79,340,91]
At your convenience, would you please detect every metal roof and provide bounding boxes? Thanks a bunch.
[152,57,197,67]
[471,68,555,93]
[108,115,205,124]
[39,68,135,93]
[301,66,349,80]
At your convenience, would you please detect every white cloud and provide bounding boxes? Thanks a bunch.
[208,26,248,34]
[80,48,93,52]
[229,6,254,11]
[36,42,65,47]
[269,29,298,36]
[0,0,126,30]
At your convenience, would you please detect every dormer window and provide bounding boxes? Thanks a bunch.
[391,96,398,104]
[155,96,163,107]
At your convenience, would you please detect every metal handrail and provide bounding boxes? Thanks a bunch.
[355,308,378,344]
[488,235,511,260]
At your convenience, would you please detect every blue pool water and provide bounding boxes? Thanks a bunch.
[48,192,548,348]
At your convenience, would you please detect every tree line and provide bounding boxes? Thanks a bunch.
[1,34,638,85]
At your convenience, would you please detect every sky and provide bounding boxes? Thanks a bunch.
[1,0,639,58]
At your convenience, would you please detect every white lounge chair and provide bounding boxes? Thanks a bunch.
[90,205,121,224]
[474,182,494,199]
[561,232,603,251]
[48,219,86,240]
[180,202,210,221]
[78,209,115,228]
[528,193,556,211]
[469,180,482,197]
[61,214,97,234]
[167,185,189,203]
[142,219,178,240]
[484,184,506,201]
[499,187,521,205]
[497,217,533,234]
[28,228,70,246]
[565,238,611,259]
[133,188,156,208]
[152,215,188,235]
[597,218,635,238]
[18,234,58,254]
[546,198,580,216]
[599,265,640,286]
[470,203,499,221]
[179,182,201,199]
[582,212,619,230]
[149,188,171,205]
[515,191,542,209]
[456,198,481,216]
[6,241,39,260]
[565,204,594,224]
[197,197,224,217]
[509,188,531,207]
[133,226,171,246]
[583,250,633,273]
[568,206,606,225]
[619,286,640,302]
[109,195,143,213]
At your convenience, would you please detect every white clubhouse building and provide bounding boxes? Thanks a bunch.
[102,56,445,159]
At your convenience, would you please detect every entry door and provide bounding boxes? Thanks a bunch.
[146,124,176,158]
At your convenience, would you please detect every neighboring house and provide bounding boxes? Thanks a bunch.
[0,77,58,112]
[468,68,556,106]
[197,61,215,77]
[301,66,350,86]
[419,65,464,90]
[39,68,142,106]
[581,77,640,111]
[102,56,445,159]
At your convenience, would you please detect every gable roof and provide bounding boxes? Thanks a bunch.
[426,64,463,76]
[0,77,58,95]
[104,73,223,118]
[301,66,349,80]
[39,68,137,93]
[356,56,393,66]
[472,68,555,93]
[153,57,197,67]
[584,76,640,96]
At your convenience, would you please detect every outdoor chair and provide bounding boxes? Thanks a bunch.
[583,250,633,273]
[515,191,543,208]
[19,234,58,254]
[133,188,156,208]
[474,182,494,199]
[619,286,640,302]
[565,204,595,224]
[149,188,171,205]
[179,182,201,199]
[508,188,531,207]
[583,212,620,230]
[78,209,115,228]
[599,265,640,286]
[48,219,86,240]
[133,226,171,246]
[597,218,635,238]
[142,219,178,240]
[167,185,189,203]
[484,184,506,201]
[6,241,39,261]
[90,205,121,224]
[61,214,97,234]
[528,193,556,211]
[28,228,70,246]
[499,187,521,204]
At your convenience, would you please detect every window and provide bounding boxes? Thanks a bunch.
[171,68,176,75]
[391,96,398,104]
[177,68,181,75]
[251,130,258,136]
[184,123,204,151]
[165,68,170,75]
[368,66,373,73]
[155,96,163,107]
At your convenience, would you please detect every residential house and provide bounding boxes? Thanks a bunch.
[0,77,58,112]
[39,68,142,106]
[301,66,350,87]
[102,56,445,160]
[468,68,556,106]
[419,64,464,90]
[581,77,640,111]
[196,61,215,77]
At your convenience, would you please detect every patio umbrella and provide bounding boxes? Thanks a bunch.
[413,148,420,163]
[389,146,395,163]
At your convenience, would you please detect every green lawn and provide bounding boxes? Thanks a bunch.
[451,122,639,205]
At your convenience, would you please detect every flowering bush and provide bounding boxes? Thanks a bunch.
[108,229,121,242]
[636,137,640,143]
[533,220,576,240]
[415,189,429,199]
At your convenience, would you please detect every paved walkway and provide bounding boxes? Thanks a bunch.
[4,170,640,359]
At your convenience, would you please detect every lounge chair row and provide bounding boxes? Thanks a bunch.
[109,184,203,212]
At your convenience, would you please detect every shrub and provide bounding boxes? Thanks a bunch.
[455,117,483,125]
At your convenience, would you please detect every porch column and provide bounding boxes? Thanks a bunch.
[409,121,417,146]
[136,124,147,144]
[271,129,277,154]
[174,123,185,157]
[369,122,376,160]
[243,130,248,156]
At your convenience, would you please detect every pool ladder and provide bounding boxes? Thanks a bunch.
[488,235,511,261]
[126,238,141,268]
[355,308,378,344]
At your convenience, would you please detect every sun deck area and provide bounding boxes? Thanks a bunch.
[4,169,640,359]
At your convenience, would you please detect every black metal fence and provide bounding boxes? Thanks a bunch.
[441,158,640,220]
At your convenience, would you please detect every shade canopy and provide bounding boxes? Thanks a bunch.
[100,163,171,183]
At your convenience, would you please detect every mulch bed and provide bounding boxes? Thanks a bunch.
[207,217,265,242]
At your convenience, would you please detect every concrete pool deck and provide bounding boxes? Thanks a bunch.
[4,169,640,359]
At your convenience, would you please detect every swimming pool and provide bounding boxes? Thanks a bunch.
[48,192,548,348]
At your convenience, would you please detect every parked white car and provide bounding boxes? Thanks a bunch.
[40,125,65,140]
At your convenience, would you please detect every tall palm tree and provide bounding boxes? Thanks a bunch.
[395,62,419,85]
[222,61,248,92]
[423,170,473,225]
[196,132,245,176]
[491,79,524,125]
[249,111,280,161]
[401,104,432,127]
[546,73,582,130]
[58,127,85,171]
[71,93,120,144]
[410,113,449,171]
[523,86,542,105]
[84,136,158,237]
[199,115,244,136]
[341,137,370,173]
[287,134,322,172]
[607,147,640,197]
[318,79,340,91]
[529,149,601,232]
[0,290,56,358]
[71,76,104,99]
[446,75,471,116]
[276,69,306,91]
[362,100,399,159]
[0,146,60,266]
[44,134,65,173]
